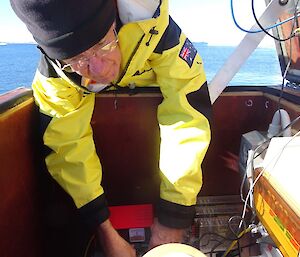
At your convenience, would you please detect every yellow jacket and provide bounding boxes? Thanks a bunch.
[32,0,211,229]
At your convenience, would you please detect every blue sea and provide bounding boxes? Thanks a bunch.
[0,43,282,95]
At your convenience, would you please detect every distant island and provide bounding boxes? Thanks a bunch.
[0,42,37,45]
[193,42,208,46]
[1,41,207,47]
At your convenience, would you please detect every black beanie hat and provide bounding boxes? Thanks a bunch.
[10,0,116,60]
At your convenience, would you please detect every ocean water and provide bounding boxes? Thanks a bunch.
[0,44,40,95]
[0,43,282,95]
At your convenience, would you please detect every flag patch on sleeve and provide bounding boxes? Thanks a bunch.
[179,38,197,68]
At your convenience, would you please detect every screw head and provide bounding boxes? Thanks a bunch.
[279,0,289,5]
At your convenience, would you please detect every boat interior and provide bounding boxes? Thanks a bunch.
[1,85,299,257]
[0,1,300,257]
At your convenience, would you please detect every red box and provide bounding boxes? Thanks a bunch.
[109,204,154,229]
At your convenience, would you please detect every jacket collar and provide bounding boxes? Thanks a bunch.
[117,0,161,25]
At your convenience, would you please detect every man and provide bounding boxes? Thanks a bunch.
[10,0,211,256]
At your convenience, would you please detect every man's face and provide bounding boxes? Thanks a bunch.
[62,23,121,84]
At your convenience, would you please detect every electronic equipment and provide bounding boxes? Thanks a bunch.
[254,136,300,257]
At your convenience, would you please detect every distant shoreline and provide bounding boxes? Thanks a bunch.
[0,41,274,49]
[0,42,37,45]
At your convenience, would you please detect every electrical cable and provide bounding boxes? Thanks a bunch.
[228,216,247,239]
[251,0,300,42]
[189,220,247,253]
[239,115,300,205]
[277,58,291,110]
[197,232,235,256]
[199,231,236,242]
[240,171,248,203]
[277,15,295,110]
[253,115,300,160]
[204,216,251,257]
[238,115,300,234]
[230,0,300,33]
[198,237,223,249]
[237,240,241,257]
[221,226,253,257]
[249,0,299,165]
[236,24,300,248]
[239,129,300,235]
[203,249,225,255]
[210,240,227,257]
[276,14,293,110]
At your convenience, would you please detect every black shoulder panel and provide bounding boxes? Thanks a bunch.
[39,112,53,157]
[38,55,59,78]
[154,16,181,54]
[186,82,212,123]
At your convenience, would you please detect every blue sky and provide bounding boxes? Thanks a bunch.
[0,0,274,47]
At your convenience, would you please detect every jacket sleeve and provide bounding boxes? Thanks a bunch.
[32,67,109,230]
[149,18,212,228]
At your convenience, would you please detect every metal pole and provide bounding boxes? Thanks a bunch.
[208,0,296,104]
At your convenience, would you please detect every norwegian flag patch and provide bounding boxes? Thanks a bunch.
[179,38,197,68]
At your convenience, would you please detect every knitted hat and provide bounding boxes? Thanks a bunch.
[10,0,116,60]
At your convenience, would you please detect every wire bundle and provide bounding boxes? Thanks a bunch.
[231,0,300,41]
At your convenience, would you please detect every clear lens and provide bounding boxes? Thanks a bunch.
[61,28,119,71]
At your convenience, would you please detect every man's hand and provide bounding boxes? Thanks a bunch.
[97,219,136,257]
[148,218,185,249]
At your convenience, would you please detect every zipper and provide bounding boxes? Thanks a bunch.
[115,34,145,85]
[145,27,158,46]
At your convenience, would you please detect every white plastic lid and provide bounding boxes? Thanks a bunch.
[143,243,206,257]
